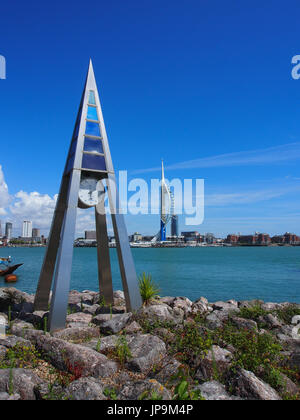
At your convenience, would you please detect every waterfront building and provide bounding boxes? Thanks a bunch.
[0,220,2,237]
[171,215,179,237]
[22,221,32,238]
[130,232,143,242]
[5,222,12,240]
[85,230,97,240]
[32,228,40,238]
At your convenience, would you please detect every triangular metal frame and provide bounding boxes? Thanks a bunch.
[34,60,142,332]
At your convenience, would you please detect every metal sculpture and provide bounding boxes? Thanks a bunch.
[34,60,142,331]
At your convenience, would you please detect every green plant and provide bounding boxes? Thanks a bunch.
[0,343,41,369]
[238,304,269,324]
[115,336,132,366]
[138,273,160,305]
[103,387,118,400]
[172,369,204,400]
[96,337,101,353]
[170,322,212,365]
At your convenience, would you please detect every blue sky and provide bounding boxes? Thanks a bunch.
[0,0,300,237]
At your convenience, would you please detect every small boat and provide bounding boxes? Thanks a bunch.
[0,257,23,277]
[0,264,23,276]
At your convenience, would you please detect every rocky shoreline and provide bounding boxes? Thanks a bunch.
[0,287,299,400]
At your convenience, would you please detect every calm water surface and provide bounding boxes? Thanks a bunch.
[1,247,299,303]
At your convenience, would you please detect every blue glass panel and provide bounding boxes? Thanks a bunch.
[82,153,107,171]
[88,90,96,105]
[84,137,104,154]
[87,106,98,121]
[85,121,101,137]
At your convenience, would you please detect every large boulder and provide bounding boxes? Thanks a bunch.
[196,380,237,401]
[126,334,167,373]
[0,288,33,312]
[52,326,100,342]
[138,304,183,325]
[28,334,118,378]
[0,335,31,349]
[118,379,171,400]
[66,313,93,328]
[0,369,44,400]
[195,346,233,382]
[231,317,258,331]
[148,357,181,386]
[227,369,281,400]
[64,377,107,400]
[92,313,132,334]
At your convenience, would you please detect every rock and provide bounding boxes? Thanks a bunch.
[81,304,100,316]
[82,335,124,353]
[231,317,258,331]
[192,297,213,315]
[152,327,176,343]
[126,334,167,373]
[52,326,100,342]
[91,313,132,334]
[138,304,183,324]
[277,334,300,352]
[95,305,126,315]
[0,369,44,400]
[123,321,142,334]
[0,335,31,349]
[196,380,236,400]
[159,296,175,307]
[261,302,282,312]
[34,382,64,400]
[195,346,233,382]
[113,290,125,300]
[12,302,34,313]
[17,311,48,327]
[276,373,299,396]
[118,379,171,400]
[287,352,300,370]
[206,311,227,329]
[12,327,45,344]
[66,313,93,328]
[0,392,21,400]
[148,357,181,386]
[65,377,107,400]
[212,301,239,313]
[10,320,34,336]
[170,297,193,316]
[239,300,264,309]
[227,369,281,400]
[259,314,282,329]
[32,334,118,378]
[113,290,125,306]
[0,288,33,312]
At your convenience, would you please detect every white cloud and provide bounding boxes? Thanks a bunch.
[133,142,300,174]
[0,165,11,214]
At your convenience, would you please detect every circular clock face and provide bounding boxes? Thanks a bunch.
[78,177,99,207]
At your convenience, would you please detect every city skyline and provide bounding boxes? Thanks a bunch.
[1,1,300,237]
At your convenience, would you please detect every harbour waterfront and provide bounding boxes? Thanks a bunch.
[1,246,299,303]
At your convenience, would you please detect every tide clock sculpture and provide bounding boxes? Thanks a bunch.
[34,60,142,332]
